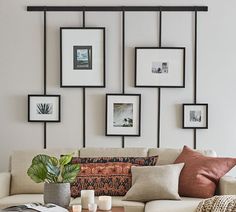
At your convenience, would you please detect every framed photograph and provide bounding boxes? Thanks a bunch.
[28,95,61,122]
[60,27,105,87]
[183,104,208,129]
[135,47,185,88]
[106,94,141,136]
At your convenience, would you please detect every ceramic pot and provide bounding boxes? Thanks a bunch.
[44,183,70,208]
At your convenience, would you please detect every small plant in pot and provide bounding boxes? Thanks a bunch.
[27,153,80,208]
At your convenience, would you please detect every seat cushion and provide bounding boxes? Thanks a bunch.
[148,148,217,165]
[0,194,44,209]
[10,149,79,195]
[71,196,144,212]
[79,148,148,157]
[145,197,203,212]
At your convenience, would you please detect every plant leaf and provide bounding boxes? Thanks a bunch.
[32,154,50,165]
[46,162,60,178]
[61,164,80,183]
[59,154,73,166]
[50,157,58,166]
[27,163,47,183]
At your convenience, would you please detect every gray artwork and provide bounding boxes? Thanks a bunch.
[73,46,92,70]
[36,103,53,115]
[113,103,133,127]
[190,110,201,122]
[152,62,168,74]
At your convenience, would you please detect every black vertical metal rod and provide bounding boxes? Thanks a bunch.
[82,8,86,148]
[121,9,125,148]
[43,10,47,149]
[193,9,198,149]
[157,10,162,148]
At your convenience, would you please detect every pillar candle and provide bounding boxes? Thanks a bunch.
[81,190,95,209]
[98,196,112,210]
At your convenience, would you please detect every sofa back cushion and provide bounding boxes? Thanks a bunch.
[79,148,148,157]
[148,148,217,165]
[10,149,78,195]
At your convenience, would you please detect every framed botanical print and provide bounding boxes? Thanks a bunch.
[60,27,105,87]
[28,95,61,122]
[106,94,141,136]
[135,47,185,88]
[183,104,208,129]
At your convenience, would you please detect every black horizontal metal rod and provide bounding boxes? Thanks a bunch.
[27,6,208,12]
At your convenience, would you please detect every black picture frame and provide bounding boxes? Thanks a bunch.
[135,47,186,88]
[106,93,141,136]
[60,27,106,88]
[28,95,61,122]
[182,103,208,129]
[73,46,92,70]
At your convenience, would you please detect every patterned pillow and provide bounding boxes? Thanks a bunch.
[70,155,158,197]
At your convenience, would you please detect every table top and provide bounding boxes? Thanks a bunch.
[70,207,124,212]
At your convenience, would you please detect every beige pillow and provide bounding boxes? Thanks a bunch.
[123,163,184,202]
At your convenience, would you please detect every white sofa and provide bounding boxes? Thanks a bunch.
[0,147,235,212]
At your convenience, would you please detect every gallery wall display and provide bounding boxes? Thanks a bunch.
[106,94,141,136]
[28,95,61,122]
[135,47,185,88]
[182,104,208,129]
[60,27,105,87]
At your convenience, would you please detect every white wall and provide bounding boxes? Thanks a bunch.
[1,0,236,174]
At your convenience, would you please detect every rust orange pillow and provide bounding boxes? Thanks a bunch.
[174,146,236,198]
[71,162,134,197]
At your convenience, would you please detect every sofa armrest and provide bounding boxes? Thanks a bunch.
[0,172,11,198]
[219,175,236,195]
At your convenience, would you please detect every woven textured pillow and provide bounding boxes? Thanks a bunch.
[174,146,236,198]
[70,155,158,197]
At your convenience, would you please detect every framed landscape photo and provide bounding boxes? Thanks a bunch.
[183,104,208,129]
[60,27,105,87]
[106,94,141,136]
[135,47,185,88]
[28,95,61,122]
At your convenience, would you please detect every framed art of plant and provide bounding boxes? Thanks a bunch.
[106,94,141,136]
[182,104,208,129]
[60,27,105,87]
[28,95,61,122]
[135,47,185,88]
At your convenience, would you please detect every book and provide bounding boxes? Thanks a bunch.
[3,203,68,212]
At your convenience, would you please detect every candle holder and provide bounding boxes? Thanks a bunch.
[98,196,112,210]
[81,190,95,209]
[88,203,97,212]
[72,204,82,212]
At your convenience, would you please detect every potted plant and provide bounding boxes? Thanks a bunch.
[27,153,80,208]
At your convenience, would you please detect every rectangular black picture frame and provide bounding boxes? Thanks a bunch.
[28,95,61,122]
[106,94,141,136]
[135,47,186,88]
[182,103,208,129]
[60,27,106,88]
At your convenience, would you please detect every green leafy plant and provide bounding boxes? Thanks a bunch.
[27,153,80,184]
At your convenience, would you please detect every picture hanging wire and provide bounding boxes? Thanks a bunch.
[122,8,125,148]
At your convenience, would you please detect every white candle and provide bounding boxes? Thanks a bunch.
[88,203,97,212]
[98,196,112,210]
[72,205,82,212]
[81,190,95,209]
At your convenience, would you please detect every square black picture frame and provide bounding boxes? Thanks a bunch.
[106,93,141,136]
[28,95,61,122]
[182,103,208,129]
[135,47,186,88]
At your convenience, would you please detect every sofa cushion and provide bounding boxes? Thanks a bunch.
[148,148,217,165]
[10,149,78,195]
[70,196,144,212]
[0,194,44,209]
[79,148,148,157]
[70,155,158,197]
[145,197,203,212]
[174,146,236,198]
[123,163,184,202]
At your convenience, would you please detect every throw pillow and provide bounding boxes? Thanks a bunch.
[174,145,236,198]
[70,155,158,197]
[123,163,184,202]
[71,162,134,197]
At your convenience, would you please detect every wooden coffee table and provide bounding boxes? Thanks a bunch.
[70,207,124,212]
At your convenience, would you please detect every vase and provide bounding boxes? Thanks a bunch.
[44,183,71,208]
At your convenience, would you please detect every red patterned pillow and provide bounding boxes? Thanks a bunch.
[71,162,134,197]
[70,155,158,197]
